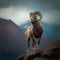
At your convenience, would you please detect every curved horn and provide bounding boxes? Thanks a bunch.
[34,11,42,21]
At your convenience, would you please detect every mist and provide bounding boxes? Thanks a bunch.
[0,6,30,25]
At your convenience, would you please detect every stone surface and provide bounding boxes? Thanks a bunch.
[19,41,60,60]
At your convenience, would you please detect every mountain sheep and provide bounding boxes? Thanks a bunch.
[25,11,43,52]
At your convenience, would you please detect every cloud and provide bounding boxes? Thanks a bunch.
[0,7,30,25]
[0,6,60,26]
[0,0,60,26]
[0,0,22,8]
[0,0,60,10]
[42,10,60,25]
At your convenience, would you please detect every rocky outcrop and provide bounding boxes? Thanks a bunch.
[19,41,60,60]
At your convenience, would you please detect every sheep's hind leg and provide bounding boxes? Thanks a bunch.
[38,38,41,50]
[32,38,36,50]
[27,38,30,52]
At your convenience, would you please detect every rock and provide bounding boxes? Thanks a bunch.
[19,41,60,60]
[42,41,60,60]
[42,41,60,55]
[19,50,41,60]
[19,56,24,60]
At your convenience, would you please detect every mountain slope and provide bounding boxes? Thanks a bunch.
[0,18,26,60]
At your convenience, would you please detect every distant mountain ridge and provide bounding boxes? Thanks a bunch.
[21,21,60,40]
[42,22,60,40]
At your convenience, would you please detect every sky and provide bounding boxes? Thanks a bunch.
[0,0,60,59]
[0,0,60,25]
[0,1,60,60]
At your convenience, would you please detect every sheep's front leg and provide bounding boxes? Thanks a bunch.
[27,38,30,52]
[32,38,36,50]
[38,38,41,50]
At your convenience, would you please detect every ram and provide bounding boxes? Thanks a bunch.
[25,11,43,52]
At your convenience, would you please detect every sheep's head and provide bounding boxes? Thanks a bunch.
[30,11,42,23]
[30,13,37,23]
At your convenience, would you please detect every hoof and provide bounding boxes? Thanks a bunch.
[38,48,40,51]
[34,48,36,50]
[26,50,29,53]
[32,48,36,51]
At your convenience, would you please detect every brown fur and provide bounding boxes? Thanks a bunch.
[25,11,43,52]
